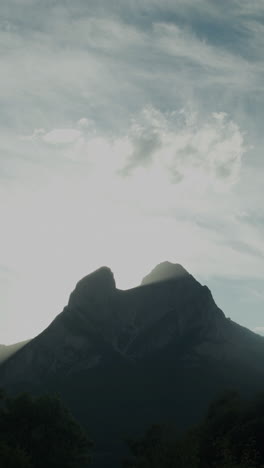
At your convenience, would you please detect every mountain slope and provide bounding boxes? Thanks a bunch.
[0,340,30,364]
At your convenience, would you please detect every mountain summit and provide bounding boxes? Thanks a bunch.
[141,261,189,285]
[68,266,116,312]
[71,266,116,297]
[1,262,264,467]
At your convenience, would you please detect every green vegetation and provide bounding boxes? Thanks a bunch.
[0,441,32,468]
[123,391,264,468]
[1,387,264,468]
[0,389,93,468]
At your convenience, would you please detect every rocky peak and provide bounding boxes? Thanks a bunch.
[141,261,190,286]
[68,266,116,310]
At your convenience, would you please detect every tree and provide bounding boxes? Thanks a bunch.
[123,424,200,468]
[0,390,93,468]
[0,441,32,468]
[123,391,264,468]
[0,387,5,400]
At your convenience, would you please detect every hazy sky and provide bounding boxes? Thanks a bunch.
[1,0,264,344]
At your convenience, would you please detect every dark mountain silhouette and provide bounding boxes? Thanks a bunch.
[141,261,189,285]
[0,339,30,364]
[1,262,264,467]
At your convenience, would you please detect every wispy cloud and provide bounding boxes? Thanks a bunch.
[253,327,264,336]
[1,107,261,288]
[0,1,263,133]
[1,0,264,343]
[18,107,245,189]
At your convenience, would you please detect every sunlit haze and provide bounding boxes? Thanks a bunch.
[1,0,264,343]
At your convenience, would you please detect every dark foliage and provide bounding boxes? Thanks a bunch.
[0,440,32,468]
[0,389,93,468]
[123,391,264,468]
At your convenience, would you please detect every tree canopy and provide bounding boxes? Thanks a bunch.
[0,389,93,468]
[123,391,264,468]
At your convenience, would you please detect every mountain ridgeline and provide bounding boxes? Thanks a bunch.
[1,262,264,467]
[0,340,30,364]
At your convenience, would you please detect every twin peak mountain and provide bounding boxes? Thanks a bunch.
[2,262,264,468]
[1,261,264,383]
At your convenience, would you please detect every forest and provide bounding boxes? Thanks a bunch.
[1,388,264,468]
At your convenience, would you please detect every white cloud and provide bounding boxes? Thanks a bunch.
[77,118,93,129]
[42,128,82,145]
[0,6,262,136]
[26,108,245,196]
[0,107,250,285]
[154,22,254,85]
[1,0,264,344]
[115,107,245,193]
[253,327,264,336]
[21,128,46,141]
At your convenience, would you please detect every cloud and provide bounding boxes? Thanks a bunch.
[0,1,263,135]
[77,118,93,129]
[2,106,256,288]
[0,264,18,281]
[21,128,45,141]
[117,108,245,191]
[7,106,262,292]
[1,0,264,343]
[155,22,248,73]
[42,128,82,145]
[253,327,264,336]
[21,107,244,194]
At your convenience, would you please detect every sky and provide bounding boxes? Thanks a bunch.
[1,0,264,344]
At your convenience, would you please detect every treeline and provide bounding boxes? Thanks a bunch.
[123,391,264,468]
[1,388,264,467]
[0,389,93,468]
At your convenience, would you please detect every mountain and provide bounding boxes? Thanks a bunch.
[0,340,30,364]
[141,261,189,285]
[1,262,264,467]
